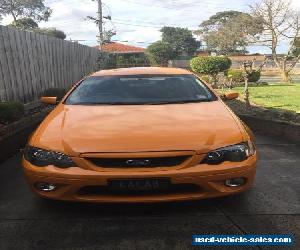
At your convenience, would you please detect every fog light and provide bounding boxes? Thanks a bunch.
[34,182,57,192]
[225,178,246,187]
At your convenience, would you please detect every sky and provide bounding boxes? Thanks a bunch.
[1,0,300,53]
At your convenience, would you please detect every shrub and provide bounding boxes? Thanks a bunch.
[0,102,25,123]
[190,56,232,83]
[36,28,67,40]
[116,55,126,66]
[10,18,38,30]
[134,56,149,66]
[42,88,67,101]
[98,52,117,70]
[199,75,211,83]
[226,69,244,82]
[146,41,176,66]
[248,70,261,82]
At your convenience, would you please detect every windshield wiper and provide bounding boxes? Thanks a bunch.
[145,99,212,105]
[72,102,140,105]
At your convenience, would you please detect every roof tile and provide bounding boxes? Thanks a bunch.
[94,42,145,53]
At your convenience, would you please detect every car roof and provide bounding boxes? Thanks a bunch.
[91,67,193,77]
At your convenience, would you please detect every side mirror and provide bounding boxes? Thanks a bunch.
[221,92,239,101]
[40,96,58,105]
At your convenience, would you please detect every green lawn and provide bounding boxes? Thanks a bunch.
[233,83,300,112]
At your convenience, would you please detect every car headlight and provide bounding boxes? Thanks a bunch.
[202,141,255,165]
[24,146,76,168]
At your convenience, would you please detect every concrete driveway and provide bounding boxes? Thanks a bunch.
[0,135,299,250]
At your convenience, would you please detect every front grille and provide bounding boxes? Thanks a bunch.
[87,155,190,168]
[78,183,201,196]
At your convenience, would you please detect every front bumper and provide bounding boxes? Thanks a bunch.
[22,155,257,203]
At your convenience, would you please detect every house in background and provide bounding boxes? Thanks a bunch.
[229,54,300,69]
[94,42,149,68]
[228,54,268,69]
[169,53,280,70]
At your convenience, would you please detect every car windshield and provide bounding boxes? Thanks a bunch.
[65,74,216,105]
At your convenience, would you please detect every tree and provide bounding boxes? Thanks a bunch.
[196,11,263,55]
[160,27,200,57]
[37,28,66,40]
[146,41,177,66]
[292,37,300,57]
[250,0,300,82]
[0,0,52,22]
[242,59,267,108]
[103,30,116,43]
[190,56,232,87]
[9,17,66,40]
[10,17,38,30]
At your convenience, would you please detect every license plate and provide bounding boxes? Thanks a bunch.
[108,178,171,193]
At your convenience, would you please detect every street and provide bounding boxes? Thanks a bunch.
[260,75,300,83]
[0,134,299,250]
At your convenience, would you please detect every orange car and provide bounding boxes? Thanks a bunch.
[23,67,257,203]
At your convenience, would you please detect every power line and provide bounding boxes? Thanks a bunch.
[46,0,246,45]
[113,20,162,28]
[119,0,196,10]
[120,0,247,10]
[102,3,112,17]
[112,20,198,30]
[67,38,155,46]
[46,0,90,4]
[113,17,192,27]
[119,0,170,9]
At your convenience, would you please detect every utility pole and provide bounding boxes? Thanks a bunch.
[87,0,114,47]
[97,0,103,50]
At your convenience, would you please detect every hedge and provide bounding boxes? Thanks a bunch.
[226,69,261,83]
[190,56,232,76]
[248,70,261,82]
[226,69,244,82]
[0,102,25,123]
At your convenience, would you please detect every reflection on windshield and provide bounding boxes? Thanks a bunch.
[65,74,215,105]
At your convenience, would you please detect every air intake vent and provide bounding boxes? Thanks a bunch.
[88,155,190,168]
